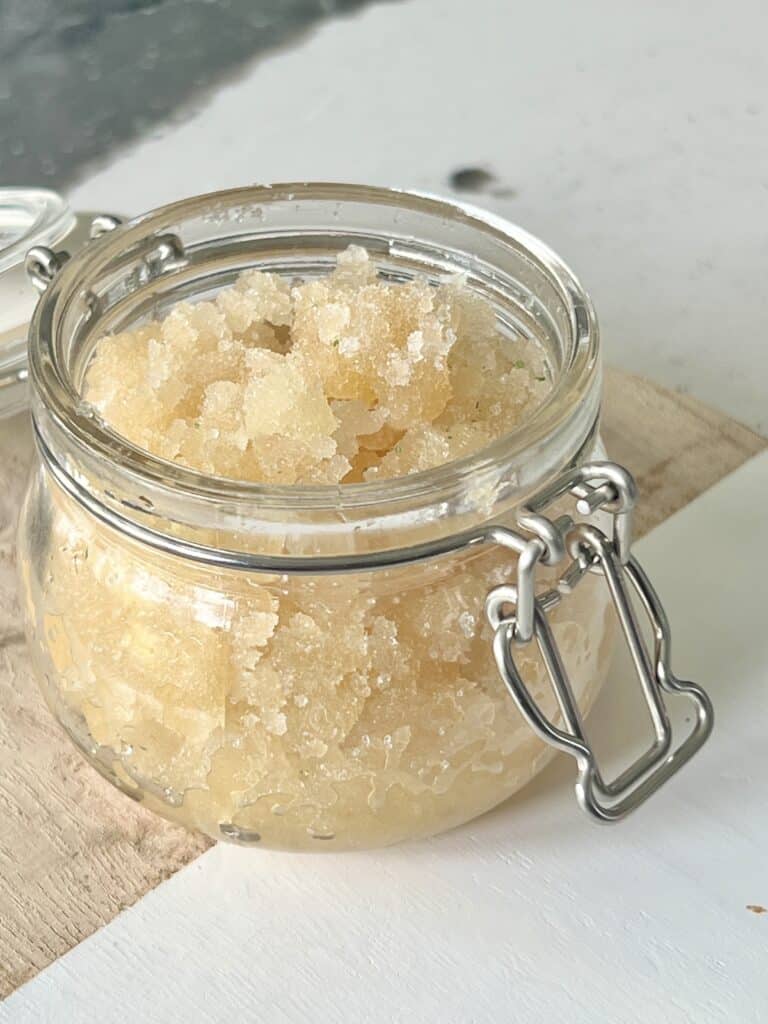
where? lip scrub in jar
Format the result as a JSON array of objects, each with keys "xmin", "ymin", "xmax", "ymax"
[{"xmin": 14, "ymin": 185, "xmax": 712, "ymax": 849}]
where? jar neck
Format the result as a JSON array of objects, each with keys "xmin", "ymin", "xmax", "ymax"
[{"xmin": 28, "ymin": 184, "xmax": 601, "ymax": 563}]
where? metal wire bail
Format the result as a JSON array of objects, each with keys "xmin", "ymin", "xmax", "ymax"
[{"xmin": 485, "ymin": 462, "xmax": 714, "ymax": 823}]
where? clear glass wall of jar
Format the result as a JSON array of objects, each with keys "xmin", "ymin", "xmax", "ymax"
[{"xmin": 17, "ymin": 185, "xmax": 616, "ymax": 850}]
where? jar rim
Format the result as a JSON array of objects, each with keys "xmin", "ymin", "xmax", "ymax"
[{"xmin": 29, "ymin": 183, "xmax": 600, "ymax": 530}]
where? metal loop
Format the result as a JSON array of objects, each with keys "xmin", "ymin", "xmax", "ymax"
[
  {"xmin": 576, "ymin": 462, "xmax": 638, "ymax": 514},
  {"xmin": 25, "ymin": 245, "xmax": 70, "ymax": 293},
  {"xmin": 89, "ymin": 213, "xmax": 124, "ymax": 239},
  {"xmin": 487, "ymin": 537, "xmax": 713, "ymax": 823},
  {"xmin": 520, "ymin": 461, "xmax": 636, "ymax": 565},
  {"xmin": 576, "ymin": 462, "xmax": 637, "ymax": 563},
  {"xmin": 491, "ymin": 462, "xmax": 640, "ymax": 645},
  {"xmin": 513, "ymin": 537, "xmax": 546, "ymax": 643},
  {"xmin": 485, "ymin": 584, "xmax": 519, "ymax": 633},
  {"xmin": 516, "ymin": 510, "xmax": 571, "ymax": 565}
]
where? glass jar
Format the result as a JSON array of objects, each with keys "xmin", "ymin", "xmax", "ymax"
[
  {"xmin": 0, "ymin": 187, "xmax": 88, "ymax": 416},
  {"xmin": 15, "ymin": 184, "xmax": 712, "ymax": 849}
]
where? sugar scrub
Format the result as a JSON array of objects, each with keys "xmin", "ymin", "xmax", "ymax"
[
  {"xmin": 84, "ymin": 245, "xmax": 550, "ymax": 484},
  {"xmin": 22, "ymin": 247, "xmax": 614, "ymax": 849}
]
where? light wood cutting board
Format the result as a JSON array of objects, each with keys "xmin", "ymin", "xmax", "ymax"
[{"xmin": 0, "ymin": 367, "xmax": 764, "ymax": 998}]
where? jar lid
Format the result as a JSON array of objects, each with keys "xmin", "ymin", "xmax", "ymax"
[{"xmin": 0, "ymin": 187, "xmax": 91, "ymax": 419}]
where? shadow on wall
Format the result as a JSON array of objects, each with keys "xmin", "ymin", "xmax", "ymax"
[{"xmin": 0, "ymin": 0, "xmax": 398, "ymax": 189}]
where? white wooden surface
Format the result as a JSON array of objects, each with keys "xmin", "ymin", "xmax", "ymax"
[
  {"xmin": 68, "ymin": 0, "xmax": 768, "ymax": 434},
  {"xmin": 5, "ymin": 452, "xmax": 767, "ymax": 1024}
]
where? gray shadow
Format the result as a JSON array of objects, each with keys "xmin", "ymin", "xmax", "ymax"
[{"xmin": 0, "ymin": 0, "xmax": 400, "ymax": 188}]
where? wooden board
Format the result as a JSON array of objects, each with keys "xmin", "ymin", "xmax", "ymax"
[{"xmin": 0, "ymin": 369, "xmax": 765, "ymax": 998}]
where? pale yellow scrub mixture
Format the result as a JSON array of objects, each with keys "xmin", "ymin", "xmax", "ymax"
[
  {"xmin": 30, "ymin": 247, "xmax": 612, "ymax": 848},
  {"xmin": 85, "ymin": 245, "xmax": 549, "ymax": 483}
]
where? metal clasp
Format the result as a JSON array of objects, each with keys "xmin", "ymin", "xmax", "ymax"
[
  {"xmin": 485, "ymin": 462, "xmax": 713, "ymax": 823},
  {"xmin": 25, "ymin": 245, "xmax": 71, "ymax": 293},
  {"xmin": 24, "ymin": 213, "xmax": 187, "ymax": 299},
  {"xmin": 24, "ymin": 213, "xmax": 124, "ymax": 293}
]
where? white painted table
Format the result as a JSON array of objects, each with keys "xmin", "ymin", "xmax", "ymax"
[{"xmin": 3, "ymin": 2, "xmax": 768, "ymax": 1018}]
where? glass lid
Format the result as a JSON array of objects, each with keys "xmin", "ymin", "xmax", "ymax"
[{"xmin": 0, "ymin": 187, "xmax": 87, "ymax": 419}]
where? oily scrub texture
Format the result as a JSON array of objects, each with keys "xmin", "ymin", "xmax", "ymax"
[
  {"xmin": 84, "ymin": 245, "xmax": 550, "ymax": 482},
  {"xmin": 22, "ymin": 248, "xmax": 614, "ymax": 849}
]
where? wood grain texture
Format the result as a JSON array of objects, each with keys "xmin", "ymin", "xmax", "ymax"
[
  {"xmin": 0, "ymin": 417, "xmax": 211, "ymax": 999},
  {"xmin": 603, "ymin": 369, "xmax": 766, "ymax": 535},
  {"xmin": 0, "ymin": 372, "xmax": 765, "ymax": 998}
]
